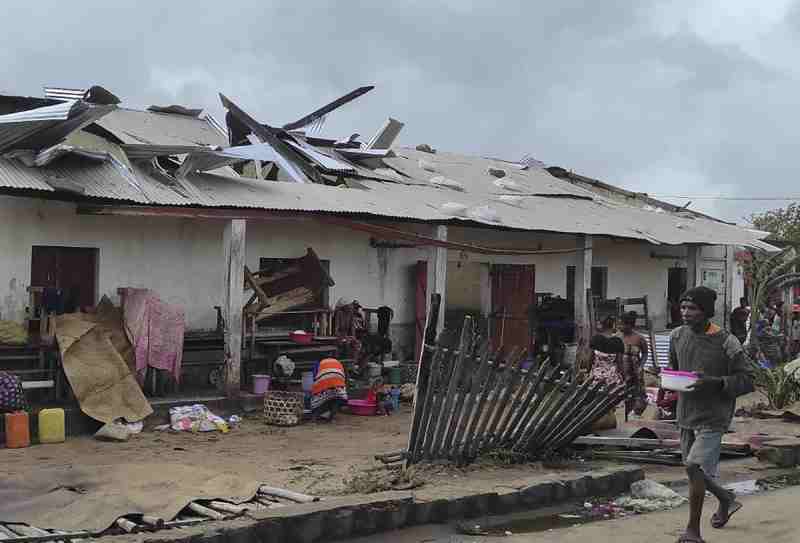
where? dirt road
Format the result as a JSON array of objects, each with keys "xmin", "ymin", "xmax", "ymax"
[{"xmin": 344, "ymin": 485, "xmax": 800, "ymax": 542}]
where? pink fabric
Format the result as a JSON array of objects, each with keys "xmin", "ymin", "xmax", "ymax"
[{"xmin": 121, "ymin": 288, "xmax": 185, "ymax": 384}]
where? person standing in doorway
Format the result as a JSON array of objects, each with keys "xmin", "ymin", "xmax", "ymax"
[
  {"xmin": 729, "ymin": 297, "xmax": 749, "ymax": 345},
  {"xmin": 671, "ymin": 286, "xmax": 754, "ymax": 543}
]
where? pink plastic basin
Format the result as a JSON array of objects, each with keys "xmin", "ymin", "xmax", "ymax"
[
  {"xmin": 347, "ymin": 400, "xmax": 377, "ymax": 416},
  {"xmin": 661, "ymin": 369, "xmax": 699, "ymax": 392}
]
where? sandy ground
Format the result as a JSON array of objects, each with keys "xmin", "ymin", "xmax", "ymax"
[
  {"xmin": 4, "ymin": 394, "xmax": 797, "ymax": 499},
  {"xmin": 1, "ymin": 406, "xmax": 414, "ymax": 498},
  {"xmin": 3, "ymin": 390, "xmax": 800, "ymax": 532}
]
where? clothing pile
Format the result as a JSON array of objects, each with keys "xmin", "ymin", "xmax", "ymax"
[{"xmin": 169, "ymin": 404, "xmax": 229, "ymax": 433}]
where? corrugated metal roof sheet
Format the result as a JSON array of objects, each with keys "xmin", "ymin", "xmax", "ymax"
[
  {"xmin": 95, "ymin": 108, "xmax": 228, "ymax": 147},
  {"xmin": 0, "ymin": 123, "xmax": 775, "ymax": 249},
  {"xmin": 0, "ymin": 157, "xmax": 55, "ymax": 191},
  {"xmin": 0, "ymin": 101, "xmax": 114, "ymax": 153}
]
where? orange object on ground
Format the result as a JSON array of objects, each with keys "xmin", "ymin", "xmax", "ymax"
[{"xmin": 5, "ymin": 411, "xmax": 30, "ymax": 448}]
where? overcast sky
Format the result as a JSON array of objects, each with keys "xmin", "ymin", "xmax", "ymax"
[{"xmin": 2, "ymin": 1, "xmax": 798, "ymax": 223}]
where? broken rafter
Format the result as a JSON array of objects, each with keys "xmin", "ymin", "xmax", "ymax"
[
  {"xmin": 282, "ymin": 86, "xmax": 374, "ymax": 131},
  {"xmin": 244, "ymin": 265, "xmax": 270, "ymax": 312},
  {"xmin": 218, "ymin": 94, "xmax": 322, "ymax": 184}
]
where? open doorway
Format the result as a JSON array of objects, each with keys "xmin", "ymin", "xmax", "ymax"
[{"xmin": 667, "ymin": 267, "xmax": 687, "ymax": 328}]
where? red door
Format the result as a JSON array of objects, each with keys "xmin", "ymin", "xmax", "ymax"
[
  {"xmin": 31, "ymin": 246, "xmax": 97, "ymax": 311},
  {"xmin": 490, "ymin": 265, "xmax": 535, "ymax": 353}
]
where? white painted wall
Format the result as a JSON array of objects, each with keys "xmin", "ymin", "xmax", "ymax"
[
  {"xmin": 0, "ymin": 196, "xmax": 427, "ymax": 357},
  {"xmin": 445, "ymin": 227, "xmax": 742, "ymax": 331},
  {"xmin": 0, "ymin": 196, "xmax": 744, "ymax": 362}
]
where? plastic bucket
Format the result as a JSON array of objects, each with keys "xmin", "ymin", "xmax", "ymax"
[
  {"xmin": 5, "ymin": 411, "xmax": 30, "ymax": 448},
  {"xmin": 252, "ymin": 374, "xmax": 271, "ymax": 395},
  {"xmin": 301, "ymin": 371, "xmax": 314, "ymax": 393}
]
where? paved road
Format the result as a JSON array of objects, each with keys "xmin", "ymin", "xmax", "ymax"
[{"xmin": 345, "ymin": 485, "xmax": 800, "ymax": 542}]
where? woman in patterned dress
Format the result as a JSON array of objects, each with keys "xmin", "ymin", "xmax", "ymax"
[{"xmin": 616, "ymin": 311, "xmax": 649, "ymax": 416}]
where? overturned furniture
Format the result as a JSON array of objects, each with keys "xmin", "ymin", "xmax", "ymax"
[
  {"xmin": 401, "ymin": 317, "xmax": 626, "ymax": 466},
  {"xmin": 243, "ymin": 248, "xmax": 337, "ymax": 380},
  {"xmin": 243, "ymin": 248, "xmax": 334, "ymax": 326}
]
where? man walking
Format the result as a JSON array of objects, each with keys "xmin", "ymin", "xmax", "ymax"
[{"xmin": 671, "ymin": 286, "xmax": 754, "ymax": 543}]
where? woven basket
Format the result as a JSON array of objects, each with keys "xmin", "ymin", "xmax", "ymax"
[
  {"xmin": 401, "ymin": 363, "xmax": 418, "ymax": 384},
  {"xmin": 263, "ymin": 391, "xmax": 304, "ymax": 426}
]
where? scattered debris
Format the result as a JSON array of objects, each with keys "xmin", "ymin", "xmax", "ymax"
[
  {"xmin": 614, "ymin": 480, "xmax": 686, "ymax": 513},
  {"xmin": 95, "ymin": 421, "xmax": 137, "ymax": 442},
  {"xmin": 169, "ymin": 404, "xmax": 230, "ymax": 433},
  {"xmin": 487, "ymin": 167, "xmax": 506, "ymax": 178}
]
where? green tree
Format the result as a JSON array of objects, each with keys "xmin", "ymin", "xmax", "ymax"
[{"xmin": 750, "ymin": 203, "xmax": 800, "ymax": 241}]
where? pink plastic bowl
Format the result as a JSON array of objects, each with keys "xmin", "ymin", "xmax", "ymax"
[
  {"xmin": 661, "ymin": 369, "xmax": 699, "ymax": 391},
  {"xmin": 347, "ymin": 400, "xmax": 377, "ymax": 416}
]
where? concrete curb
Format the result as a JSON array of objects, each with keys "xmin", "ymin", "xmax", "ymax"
[{"xmin": 109, "ymin": 466, "xmax": 644, "ymax": 543}]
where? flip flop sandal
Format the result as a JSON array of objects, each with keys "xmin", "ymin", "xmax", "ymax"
[
  {"xmin": 677, "ymin": 534, "xmax": 705, "ymax": 543},
  {"xmin": 711, "ymin": 501, "xmax": 743, "ymax": 529}
]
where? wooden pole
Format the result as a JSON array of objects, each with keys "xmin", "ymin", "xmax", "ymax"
[
  {"xmin": 258, "ymin": 486, "xmax": 318, "ymax": 503},
  {"xmin": 223, "ymin": 219, "xmax": 246, "ymax": 398},
  {"xmin": 188, "ymin": 502, "xmax": 226, "ymax": 520},
  {"xmin": 575, "ymin": 235, "xmax": 593, "ymax": 365},
  {"xmin": 427, "ymin": 225, "xmax": 448, "ymax": 335}
]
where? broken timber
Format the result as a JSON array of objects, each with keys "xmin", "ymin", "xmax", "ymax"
[{"xmin": 403, "ymin": 316, "xmax": 627, "ymax": 465}]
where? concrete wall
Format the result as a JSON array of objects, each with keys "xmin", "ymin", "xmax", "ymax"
[
  {"xmin": 0, "ymin": 196, "xmax": 427, "ymax": 357},
  {"xmin": 0, "ymin": 195, "xmax": 744, "ymax": 362}
]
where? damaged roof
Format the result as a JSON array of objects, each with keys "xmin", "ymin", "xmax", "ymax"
[
  {"xmin": 0, "ymin": 89, "xmax": 775, "ymax": 249},
  {"xmin": 93, "ymin": 108, "xmax": 227, "ymax": 147}
]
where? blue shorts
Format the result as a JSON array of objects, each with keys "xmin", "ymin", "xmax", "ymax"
[{"xmin": 681, "ymin": 428, "xmax": 723, "ymax": 479}]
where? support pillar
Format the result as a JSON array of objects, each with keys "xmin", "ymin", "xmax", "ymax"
[
  {"xmin": 480, "ymin": 263, "xmax": 492, "ymax": 320},
  {"xmin": 427, "ymin": 225, "xmax": 448, "ymax": 335},
  {"xmin": 575, "ymin": 235, "xmax": 593, "ymax": 364},
  {"xmin": 222, "ymin": 219, "xmax": 246, "ymax": 398},
  {"xmin": 687, "ymin": 244, "xmax": 699, "ymax": 289}
]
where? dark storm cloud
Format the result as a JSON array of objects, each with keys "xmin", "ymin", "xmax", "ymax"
[{"xmin": 1, "ymin": 1, "xmax": 797, "ymax": 222}]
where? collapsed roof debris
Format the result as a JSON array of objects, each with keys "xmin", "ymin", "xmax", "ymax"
[{"xmin": 0, "ymin": 84, "xmax": 777, "ymax": 249}]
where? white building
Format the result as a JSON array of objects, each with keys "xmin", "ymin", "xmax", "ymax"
[{"xmin": 0, "ymin": 91, "xmax": 773, "ymax": 392}]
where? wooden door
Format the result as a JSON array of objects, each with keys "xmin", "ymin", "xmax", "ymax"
[
  {"xmin": 490, "ymin": 265, "xmax": 535, "ymax": 353},
  {"xmin": 31, "ymin": 246, "xmax": 97, "ymax": 312}
]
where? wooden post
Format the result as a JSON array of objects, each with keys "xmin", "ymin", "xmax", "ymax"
[
  {"xmin": 480, "ymin": 263, "xmax": 492, "ymax": 319},
  {"xmin": 574, "ymin": 234, "xmax": 593, "ymax": 354},
  {"xmin": 223, "ymin": 219, "xmax": 246, "ymax": 398},
  {"xmin": 687, "ymin": 244, "xmax": 699, "ymax": 289},
  {"xmin": 427, "ymin": 225, "xmax": 448, "ymax": 335}
]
